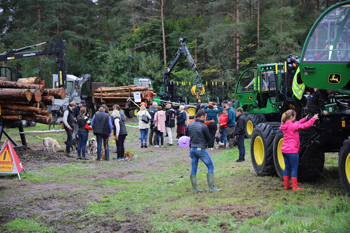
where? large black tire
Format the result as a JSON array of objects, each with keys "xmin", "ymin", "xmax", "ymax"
[
  {"xmin": 250, "ymin": 122, "xmax": 280, "ymax": 176},
  {"xmin": 272, "ymin": 130, "xmax": 285, "ymax": 180},
  {"xmin": 124, "ymin": 109, "xmax": 132, "ymax": 118},
  {"xmin": 339, "ymin": 140, "xmax": 350, "ymax": 195},
  {"xmin": 246, "ymin": 114, "xmax": 266, "ymax": 138},
  {"xmin": 298, "ymin": 128, "xmax": 325, "ymax": 181}
]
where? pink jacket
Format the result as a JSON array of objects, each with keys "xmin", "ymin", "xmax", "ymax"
[
  {"xmin": 154, "ymin": 110, "xmax": 166, "ymax": 133},
  {"xmin": 280, "ymin": 117, "xmax": 316, "ymax": 153}
]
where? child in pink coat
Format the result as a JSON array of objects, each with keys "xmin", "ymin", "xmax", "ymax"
[
  {"xmin": 154, "ymin": 106, "xmax": 167, "ymax": 147},
  {"xmin": 280, "ymin": 110, "xmax": 318, "ymax": 191}
]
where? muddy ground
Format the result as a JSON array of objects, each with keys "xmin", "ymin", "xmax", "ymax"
[{"xmin": 0, "ymin": 119, "xmax": 344, "ymax": 232}]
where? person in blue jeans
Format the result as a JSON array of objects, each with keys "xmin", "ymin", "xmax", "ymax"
[
  {"xmin": 76, "ymin": 107, "xmax": 91, "ymax": 160},
  {"xmin": 188, "ymin": 109, "xmax": 222, "ymax": 193},
  {"xmin": 204, "ymin": 103, "xmax": 223, "ymax": 150},
  {"xmin": 91, "ymin": 105, "xmax": 113, "ymax": 161},
  {"xmin": 233, "ymin": 108, "xmax": 247, "ymax": 162}
]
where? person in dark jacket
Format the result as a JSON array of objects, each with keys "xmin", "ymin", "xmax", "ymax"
[
  {"xmin": 165, "ymin": 103, "xmax": 176, "ymax": 145},
  {"xmin": 76, "ymin": 107, "xmax": 91, "ymax": 160},
  {"xmin": 188, "ymin": 109, "xmax": 222, "ymax": 193},
  {"xmin": 91, "ymin": 105, "xmax": 113, "ymax": 161},
  {"xmin": 63, "ymin": 102, "xmax": 76, "ymax": 157},
  {"xmin": 112, "ymin": 110, "xmax": 128, "ymax": 161},
  {"xmin": 73, "ymin": 100, "xmax": 86, "ymax": 137},
  {"xmin": 176, "ymin": 105, "xmax": 186, "ymax": 138},
  {"xmin": 226, "ymin": 101, "xmax": 236, "ymax": 149},
  {"xmin": 195, "ymin": 99, "xmax": 202, "ymax": 114},
  {"xmin": 204, "ymin": 103, "xmax": 223, "ymax": 150},
  {"xmin": 233, "ymin": 107, "xmax": 247, "ymax": 162},
  {"xmin": 307, "ymin": 88, "xmax": 329, "ymax": 116},
  {"xmin": 148, "ymin": 102, "xmax": 158, "ymax": 145}
]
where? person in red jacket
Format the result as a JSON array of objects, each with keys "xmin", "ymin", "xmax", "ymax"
[
  {"xmin": 218, "ymin": 108, "xmax": 228, "ymax": 148},
  {"xmin": 280, "ymin": 110, "xmax": 318, "ymax": 191}
]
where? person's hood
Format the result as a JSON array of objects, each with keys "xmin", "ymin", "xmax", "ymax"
[
  {"xmin": 157, "ymin": 110, "xmax": 166, "ymax": 117},
  {"xmin": 280, "ymin": 120, "xmax": 293, "ymax": 130}
]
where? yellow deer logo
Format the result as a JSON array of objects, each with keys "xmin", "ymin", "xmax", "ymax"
[
  {"xmin": 328, "ymin": 73, "xmax": 341, "ymax": 84},
  {"xmin": 248, "ymin": 96, "xmax": 253, "ymax": 101}
]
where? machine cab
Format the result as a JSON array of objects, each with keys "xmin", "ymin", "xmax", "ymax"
[{"xmin": 300, "ymin": 1, "xmax": 350, "ymax": 90}]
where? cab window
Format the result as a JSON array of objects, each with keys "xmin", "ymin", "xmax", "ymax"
[{"xmin": 236, "ymin": 69, "xmax": 256, "ymax": 93}]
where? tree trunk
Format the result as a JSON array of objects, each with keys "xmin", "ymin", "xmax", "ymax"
[
  {"xmin": 30, "ymin": 89, "xmax": 42, "ymax": 102},
  {"xmin": 104, "ymin": 0, "xmax": 108, "ymax": 44},
  {"xmin": 202, "ymin": 0, "xmax": 205, "ymax": 65},
  {"xmin": 279, "ymin": 0, "xmax": 283, "ymax": 61},
  {"xmin": 17, "ymin": 77, "xmax": 41, "ymax": 84},
  {"xmin": 194, "ymin": 0, "xmax": 198, "ymax": 62},
  {"xmin": 42, "ymin": 96, "xmax": 55, "ymax": 105},
  {"xmin": 2, "ymin": 115, "xmax": 22, "ymax": 121},
  {"xmin": 0, "ymin": 89, "xmax": 33, "ymax": 101},
  {"xmin": 161, "ymin": 0, "xmax": 167, "ymax": 66},
  {"xmin": 1, "ymin": 105, "xmax": 42, "ymax": 114},
  {"xmin": 257, "ymin": 0, "xmax": 260, "ymax": 49},
  {"xmin": 236, "ymin": 0, "xmax": 240, "ymax": 76},
  {"xmin": 43, "ymin": 88, "xmax": 66, "ymax": 99},
  {"xmin": 56, "ymin": 1, "xmax": 60, "ymax": 35}
]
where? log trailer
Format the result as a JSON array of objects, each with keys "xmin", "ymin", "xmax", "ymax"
[{"xmin": 236, "ymin": 1, "xmax": 350, "ymax": 194}]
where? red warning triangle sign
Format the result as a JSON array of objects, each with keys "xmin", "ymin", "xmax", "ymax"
[{"xmin": 0, "ymin": 140, "xmax": 24, "ymax": 179}]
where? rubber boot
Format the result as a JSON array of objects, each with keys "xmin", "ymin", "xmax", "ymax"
[
  {"xmin": 207, "ymin": 173, "xmax": 222, "ymax": 192},
  {"xmin": 141, "ymin": 143, "xmax": 144, "ymax": 148},
  {"xmin": 190, "ymin": 175, "xmax": 202, "ymax": 193},
  {"xmin": 283, "ymin": 176, "xmax": 292, "ymax": 190},
  {"xmin": 144, "ymin": 143, "xmax": 148, "ymax": 148},
  {"xmin": 291, "ymin": 177, "xmax": 304, "ymax": 191}
]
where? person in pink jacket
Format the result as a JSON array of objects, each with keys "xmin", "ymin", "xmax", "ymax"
[
  {"xmin": 154, "ymin": 106, "xmax": 167, "ymax": 147},
  {"xmin": 280, "ymin": 110, "xmax": 318, "ymax": 191}
]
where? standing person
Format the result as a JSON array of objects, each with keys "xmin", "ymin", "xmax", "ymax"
[
  {"xmin": 137, "ymin": 104, "xmax": 151, "ymax": 148},
  {"xmin": 280, "ymin": 110, "xmax": 318, "ymax": 191},
  {"xmin": 204, "ymin": 103, "xmax": 223, "ymax": 150},
  {"xmin": 148, "ymin": 102, "xmax": 158, "ymax": 146},
  {"xmin": 63, "ymin": 102, "xmax": 76, "ymax": 157},
  {"xmin": 76, "ymin": 107, "xmax": 90, "ymax": 160},
  {"xmin": 218, "ymin": 108, "xmax": 228, "ymax": 148},
  {"xmin": 112, "ymin": 111, "xmax": 128, "ymax": 161},
  {"xmin": 233, "ymin": 108, "xmax": 247, "ymax": 162},
  {"xmin": 153, "ymin": 106, "xmax": 166, "ymax": 147},
  {"xmin": 165, "ymin": 103, "xmax": 176, "ymax": 146},
  {"xmin": 73, "ymin": 100, "xmax": 86, "ymax": 137},
  {"xmin": 188, "ymin": 109, "xmax": 222, "ymax": 192},
  {"xmin": 307, "ymin": 88, "xmax": 329, "ymax": 116},
  {"xmin": 176, "ymin": 105, "xmax": 186, "ymax": 138},
  {"xmin": 112, "ymin": 104, "xmax": 124, "ymax": 153},
  {"xmin": 91, "ymin": 105, "xmax": 113, "ymax": 161},
  {"xmin": 184, "ymin": 106, "xmax": 190, "ymax": 136},
  {"xmin": 226, "ymin": 101, "xmax": 236, "ymax": 149},
  {"xmin": 195, "ymin": 99, "xmax": 202, "ymax": 114}
]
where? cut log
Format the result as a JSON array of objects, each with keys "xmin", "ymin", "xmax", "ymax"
[
  {"xmin": 2, "ymin": 115, "xmax": 22, "ymax": 120},
  {"xmin": 30, "ymin": 89, "xmax": 42, "ymax": 102},
  {"xmin": 94, "ymin": 86, "xmax": 152, "ymax": 92},
  {"xmin": 43, "ymin": 87, "xmax": 66, "ymax": 99},
  {"xmin": 17, "ymin": 77, "xmax": 41, "ymax": 84},
  {"xmin": 1, "ymin": 109, "xmax": 30, "ymax": 115},
  {"xmin": 0, "ymin": 104, "xmax": 41, "ymax": 114},
  {"xmin": 22, "ymin": 114, "xmax": 51, "ymax": 124},
  {"xmin": 0, "ymin": 77, "xmax": 9, "ymax": 81},
  {"xmin": 0, "ymin": 100, "xmax": 30, "ymax": 105},
  {"xmin": 0, "ymin": 88, "xmax": 32, "ymax": 101},
  {"xmin": 41, "ymin": 96, "xmax": 55, "ymax": 105},
  {"xmin": 0, "ymin": 80, "xmax": 44, "ymax": 91}
]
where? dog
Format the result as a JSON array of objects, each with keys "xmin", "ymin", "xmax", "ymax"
[
  {"xmin": 37, "ymin": 136, "xmax": 63, "ymax": 152},
  {"xmin": 71, "ymin": 136, "xmax": 79, "ymax": 153},
  {"xmin": 86, "ymin": 138, "xmax": 97, "ymax": 155},
  {"xmin": 124, "ymin": 151, "xmax": 134, "ymax": 160},
  {"xmin": 215, "ymin": 130, "xmax": 221, "ymax": 149}
]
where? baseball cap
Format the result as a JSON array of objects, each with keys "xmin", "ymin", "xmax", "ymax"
[
  {"xmin": 80, "ymin": 100, "xmax": 86, "ymax": 106},
  {"xmin": 222, "ymin": 100, "xmax": 228, "ymax": 104}
]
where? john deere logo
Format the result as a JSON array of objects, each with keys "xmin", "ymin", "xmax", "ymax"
[
  {"xmin": 248, "ymin": 96, "xmax": 253, "ymax": 101},
  {"xmin": 328, "ymin": 73, "xmax": 341, "ymax": 84}
]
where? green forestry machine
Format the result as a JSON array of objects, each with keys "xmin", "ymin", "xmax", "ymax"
[{"xmin": 235, "ymin": 1, "xmax": 350, "ymax": 194}]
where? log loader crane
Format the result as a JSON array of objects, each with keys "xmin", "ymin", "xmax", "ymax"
[
  {"xmin": 160, "ymin": 37, "xmax": 205, "ymax": 117},
  {"xmin": 240, "ymin": 1, "xmax": 350, "ymax": 195}
]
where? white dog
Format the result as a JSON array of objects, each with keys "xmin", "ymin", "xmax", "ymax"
[
  {"xmin": 37, "ymin": 136, "xmax": 63, "ymax": 152},
  {"xmin": 86, "ymin": 138, "xmax": 97, "ymax": 155}
]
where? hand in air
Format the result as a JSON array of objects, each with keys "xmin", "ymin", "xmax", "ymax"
[{"xmin": 313, "ymin": 114, "xmax": 319, "ymax": 120}]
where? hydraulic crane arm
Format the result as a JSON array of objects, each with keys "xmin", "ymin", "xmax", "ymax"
[
  {"xmin": 162, "ymin": 37, "xmax": 203, "ymax": 102},
  {"xmin": 0, "ymin": 40, "xmax": 67, "ymax": 88}
]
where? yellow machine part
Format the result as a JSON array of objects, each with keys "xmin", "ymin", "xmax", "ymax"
[{"xmin": 191, "ymin": 85, "xmax": 205, "ymax": 96}]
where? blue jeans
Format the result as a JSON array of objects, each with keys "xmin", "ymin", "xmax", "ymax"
[
  {"xmin": 282, "ymin": 153, "xmax": 299, "ymax": 177},
  {"xmin": 140, "ymin": 128, "xmax": 149, "ymax": 143},
  {"xmin": 77, "ymin": 131, "xmax": 89, "ymax": 157},
  {"xmin": 65, "ymin": 129, "xmax": 73, "ymax": 153},
  {"xmin": 190, "ymin": 148, "xmax": 215, "ymax": 175},
  {"xmin": 96, "ymin": 134, "xmax": 109, "ymax": 160},
  {"xmin": 219, "ymin": 128, "xmax": 227, "ymax": 145},
  {"xmin": 236, "ymin": 134, "xmax": 245, "ymax": 160},
  {"xmin": 156, "ymin": 131, "xmax": 164, "ymax": 146}
]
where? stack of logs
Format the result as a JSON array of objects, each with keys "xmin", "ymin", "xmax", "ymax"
[
  {"xmin": 93, "ymin": 85, "xmax": 156, "ymax": 108},
  {"xmin": 0, "ymin": 77, "xmax": 65, "ymax": 124}
]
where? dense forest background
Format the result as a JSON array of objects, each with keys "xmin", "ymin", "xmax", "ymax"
[{"xmin": 0, "ymin": 0, "xmax": 344, "ymax": 95}]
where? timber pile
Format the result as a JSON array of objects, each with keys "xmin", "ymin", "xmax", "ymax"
[
  {"xmin": 0, "ymin": 78, "xmax": 66, "ymax": 124},
  {"xmin": 93, "ymin": 85, "xmax": 156, "ymax": 108}
]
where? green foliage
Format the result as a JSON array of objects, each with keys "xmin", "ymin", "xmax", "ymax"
[{"xmin": 3, "ymin": 218, "xmax": 53, "ymax": 233}]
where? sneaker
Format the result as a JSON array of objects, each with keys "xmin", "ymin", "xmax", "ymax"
[
  {"xmin": 219, "ymin": 142, "xmax": 224, "ymax": 146},
  {"xmin": 112, "ymin": 157, "xmax": 118, "ymax": 160},
  {"xmin": 105, "ymin": 158, "xmax": 110, "ymax": 161},
  {"xmin": 120, "ymin": 158, "xmax": 124, "ymax": 161},
  {"xmin": 154, "ymin": 145, "xmax": 159, "ymax": 148},
  {"xmin": 66, "ymin": 153, "xmax": 74, "ymax": 158},
  {"xmin": 168, "ymin": 144, "xmax": 173, "ymax": 146},
  {"xmin": 235, "ymin": 159, "xmax": 244, "ymax": 163},
  {"xmin": 160, "ymin": 145, "xmax": 163, "ymax": 148}
]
